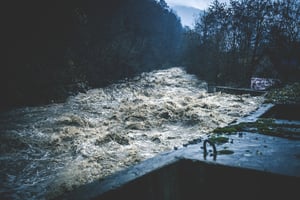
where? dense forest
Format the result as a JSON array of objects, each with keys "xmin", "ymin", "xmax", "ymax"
[
  {"xmin": 1, "ymin": 0, "xmax": 300, "ymax": 110},
  {"xmin": 183, "ymin": 0, "xmax": 300, "ymax": 86},
  {"xmin": 2, "ymin": 0, "xmax": 182, "ymax": 110}
]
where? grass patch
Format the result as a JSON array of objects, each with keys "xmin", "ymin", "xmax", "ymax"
[{"xmin": 209, "ymin": 135, "xmax": 229, "ymax": 145}]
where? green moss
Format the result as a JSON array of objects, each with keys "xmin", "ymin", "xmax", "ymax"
[
  {"xmin": 213, "ymin": 119, "xmax": 276, "ymax": 134},
  {"xmin": 217, "ymin": 118, "xmax": 299, "ymax": 139},
  {"xmin": 256, "ymin": 118, "xmax": 275, "ymax": 125},
  {"xmin": 252, "ymin": 119, "xmax": 274, "ymax": 134},
  {"xmin": 265, "ymin": 82, "xmax": 300, "ymax": 104},
  {"xmin": 213, "ymin": 126, "xmax": 239, "ymax": 134},
  {"xmin": 209, "ymin": 136, "xmax": 229, "ymax": 145},
  {"xmin": 213, "ymin": 113, "xmax": 299, "ymax": 139},
  {"xmin": 218, "ymin": 150, "xmax": 234, "ymax": 155}
]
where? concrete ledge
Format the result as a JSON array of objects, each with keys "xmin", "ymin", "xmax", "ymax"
[{"xmin": 215, "ymin": 86, "xmax": 266, "ymax": 96}]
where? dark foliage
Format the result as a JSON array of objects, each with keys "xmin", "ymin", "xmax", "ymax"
[
  {"xmin": 1, "ymin": 0, "xmax": 182, "ymax": 110},
  {"xmin": 3, "ymin": 0, "xmax": 299, "ymax": 111},
  {"xmin": 182, "ymin": 0, "xmax": 300, "ymax": 87}
]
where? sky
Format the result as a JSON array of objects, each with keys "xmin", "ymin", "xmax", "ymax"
[
  {"xmin": 165, "ymin": 0, "xmax": 229, "ymax": 27},
  {"xmin": 165, "ymin": 0, "xmax": 229, "ymax": 10}
]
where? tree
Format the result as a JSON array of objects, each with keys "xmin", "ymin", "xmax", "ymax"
[
  {"xmin": 183, "ymin": 0, "xmax": 300, "ymax": 86},
  {"xmin": 1, "ymin": 0, "xmax": 183, "ymax": 110}
]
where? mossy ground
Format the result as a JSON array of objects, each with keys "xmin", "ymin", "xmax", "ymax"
[
  {"xmin": 218, "ymin": 149, "xmax": 234, "ymax": 155},
  {"xmin": 265, "ymin": 82, "xmax": 300, "ymax": 104},
  {"xmin": 208, "ymin": 135, "xmax": 229, "ymax": 145},
  {"xmin": 213, "ymin": 118, "xmax": 300, "ymax": 139}
]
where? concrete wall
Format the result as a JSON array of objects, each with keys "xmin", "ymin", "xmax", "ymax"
[{"xmin": 95, "ymin": 159, "xmax": 299, "ymax": 200}]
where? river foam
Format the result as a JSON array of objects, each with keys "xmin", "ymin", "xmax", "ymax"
[{"xmin": 0, "ymin": 67, "xmax": 264, "ymax": 199}]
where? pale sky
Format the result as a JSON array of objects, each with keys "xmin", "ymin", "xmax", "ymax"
[
  {"xmin": 165, "ymin": 0, "xmax": 230, "ymax": 27},
  {"xmin": 165, "ymin": 0, "xmax": 229, "ymax": 10}
]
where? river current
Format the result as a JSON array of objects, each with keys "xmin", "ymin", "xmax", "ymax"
[{"xmin": 0, "ymin": 67, "xmax": 264, "ymax": 199}]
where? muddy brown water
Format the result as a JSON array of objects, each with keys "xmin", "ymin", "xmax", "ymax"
[{"xmin": 0, "ymin": 68, "xmax": 264, "ymax": 199}]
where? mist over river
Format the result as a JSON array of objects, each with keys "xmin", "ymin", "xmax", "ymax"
[{"xmin": 0, "ymin": 67, "xmax": 264, "ymax": 199}]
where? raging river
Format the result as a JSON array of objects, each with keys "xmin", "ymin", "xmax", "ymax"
[{"xmin": 0, "ymin": 68, "xmax": 264, "ymax": 199}]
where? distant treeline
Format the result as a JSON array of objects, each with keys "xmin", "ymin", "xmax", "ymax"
[
  {"xmin": 2, "ymin": 0, "xmax": 182, "ymax": 110},
  {"xmin": 182, "ymin": 0, "xmax": 300, "ymax": 86}
]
